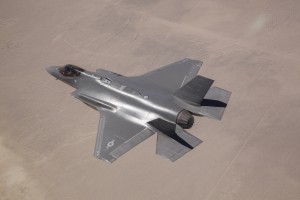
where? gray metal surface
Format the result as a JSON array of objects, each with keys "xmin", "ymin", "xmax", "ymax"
[
  {"xmin": 198, "ymin": 87, "xmax": 231, "ymax": 120},
  {"xmin": 94, "ymin": 110, "xmax": 152, "ymax": 162},
  {"xmin": 46, "ymin": 58, "xmax": 231, "ymax": 162},
  {"xmin": 126, "ymin": 58, "xmax": 202, "ymax": 92},
  {"xmin": 174, "ymin": 75, "xmax": 214, "ymax": 106}
]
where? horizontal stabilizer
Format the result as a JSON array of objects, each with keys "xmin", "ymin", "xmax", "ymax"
[
  {"xmin": 156, "ymin": 127, "xmax": 202, "ymax": 162},
  {"xmin": 148, "ymin": 118, "xmax": 202, "ymax": 161},
  {"xmin": 174, "ymin": 75, "xmax": 214, "ymax": 106},
  {"xmin": 198, "ymin": 87, "xmax": 231, "ymax": 120}
]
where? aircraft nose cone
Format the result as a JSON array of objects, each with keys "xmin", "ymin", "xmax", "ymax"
[{"xmin": 46, "ymin": 66, "xmax": 58, "ymax": 77}]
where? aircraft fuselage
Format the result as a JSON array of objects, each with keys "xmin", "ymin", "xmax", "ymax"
[{"xmin": 47, "ymin": 65, "xmax": 184, "ymax": 129}]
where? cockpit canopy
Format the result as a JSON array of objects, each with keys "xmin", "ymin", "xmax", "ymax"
[{"xmin": 59, "ymin": 64, "xmax": 85, "ymax": 77}]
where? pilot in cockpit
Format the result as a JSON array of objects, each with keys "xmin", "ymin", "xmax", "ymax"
[{"xmin": 59, "ymin": 64, "xmax": 85, "ymax": 77}]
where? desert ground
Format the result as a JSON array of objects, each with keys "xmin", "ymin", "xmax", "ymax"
[{"xmin": 1, "ymin": 0, "xmax": 300, "ymax": 199}]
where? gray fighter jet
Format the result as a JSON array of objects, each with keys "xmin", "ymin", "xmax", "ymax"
[{"xmin": 47, "ymin": 58, "xmax": 231, "ymax": 162}]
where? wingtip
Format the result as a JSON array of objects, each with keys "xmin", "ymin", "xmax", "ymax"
[
  {"xmin": 182, "ymin": 58, "xmax": 203, "ymax": 66},
  {"xmin": 94, "ymin": 154, "xmax": 117, "ymax": 163}
]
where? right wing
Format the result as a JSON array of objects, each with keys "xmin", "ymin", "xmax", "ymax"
[
  {"xmin": 130, "ymin": 58, "xmax": 202, "ymax": 92},
  {"xmin": 94, "ymin": 111, "xmax": 154, "ymax": 162}
]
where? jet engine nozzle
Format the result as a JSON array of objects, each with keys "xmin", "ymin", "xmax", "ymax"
[{"xmin": 176, "ymin": 110, "xmax": 194, "ymax": 129}]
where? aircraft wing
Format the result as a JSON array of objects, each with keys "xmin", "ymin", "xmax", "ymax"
[
  {"xmin": 94, "ymin": 111, "xmax": 154, "ymax": 162},
  {"xmin": 131, "ymin": 58, "xmax": 202, "ymax": 92}
]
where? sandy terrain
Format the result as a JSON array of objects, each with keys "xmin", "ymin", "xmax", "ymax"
[{"xmin": 1, "ymin": 0, "xmax": 300, "ymax": 199}]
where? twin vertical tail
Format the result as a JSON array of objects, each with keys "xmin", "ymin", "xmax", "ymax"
[
  {"xmin": 148, "ymin": 75, "xmax": 230, "ymax": 161},
  {"xmin": 174, "ymin": 75, "xmax": 231, "ymax": 120},
  {"xmin": 196, "ymin": 86, "xmax": 231, "ymax": 120}
]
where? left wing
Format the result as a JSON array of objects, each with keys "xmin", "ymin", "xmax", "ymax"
[{"xmin": 94, "ymin": 111, "xmax": 154, "ymax": 162}]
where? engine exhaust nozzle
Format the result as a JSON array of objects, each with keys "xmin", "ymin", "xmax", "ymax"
[{"xmin": 176, "ymin": 110, "xmax": 194, "ymax": 129}]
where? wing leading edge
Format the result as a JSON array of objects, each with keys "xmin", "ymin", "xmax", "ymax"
[{"xmin": 130, "ymin": 58, "xmax": 202, "ymax": 92}]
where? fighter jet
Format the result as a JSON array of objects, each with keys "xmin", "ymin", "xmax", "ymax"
[{"xmin": 47, "ymin": 58, "xmax": 231, "ymax": 162}]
